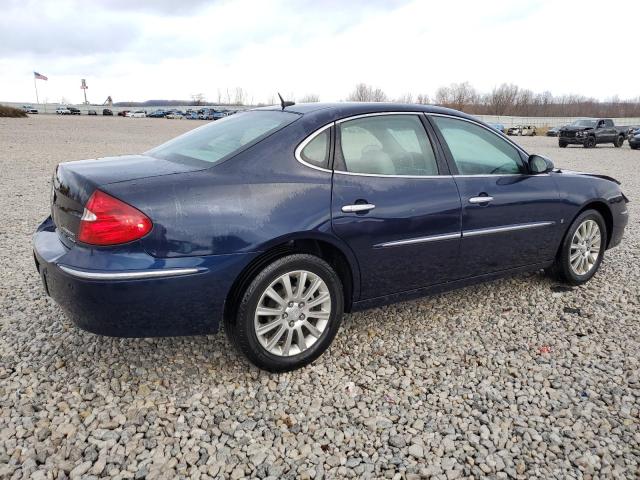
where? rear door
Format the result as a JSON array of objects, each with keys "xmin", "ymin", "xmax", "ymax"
[
  {"xmin": 429, "ymin": 114, "xmax": 561, "ymax": 277},
  {"xmin": 603, "ymin": 119, "xmax": 616, "ymax": 142},
  {"xmin": 329, "ymin": 113, "xmax": 462, "ymax": 300}
]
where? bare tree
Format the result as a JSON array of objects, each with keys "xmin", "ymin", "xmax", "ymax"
[
  {"xmin": 299, "ymin": 94, "xmax": 320, "ymax": 103},
  {"xmin": 415, "ymin": 94, "xmax": 430, "ymax": 104},
  {"xmin": 485, "ymin": 83, "xmax": 519, "ymax": 115},
  {"xmin": 233, "ymin": 87, "xmax": 247, "ymax": 105},
  {"xmin": 435, "ymin": 82, "xmax": 478, "ymax": 111},
  {"xmin": 346, "ymin": 83, "xmax": 388, "ymax": 102},
  {"xmin": 395, "ymin": 93, "xmax": 414, "ymax": 104},
  {"xmin": 190, "ymin": 93, "xmax": 206, "ymax": 106},
  {"xmin": 371, "ymin": 88, "xmax": 388, "ymax": 102}
]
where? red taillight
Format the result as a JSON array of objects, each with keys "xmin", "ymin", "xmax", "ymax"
[{"xmin": 78, "ymin": 190, "xmax": 152, "ymax": 245}]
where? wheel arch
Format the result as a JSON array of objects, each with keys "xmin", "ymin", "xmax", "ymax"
[
  {"xmin": 573, "ymin": 200, "xmax": 614, "ymax": 247},
  {"xmin": 223, "ymin": 234, "xmax": 359, "ymax": 326}
]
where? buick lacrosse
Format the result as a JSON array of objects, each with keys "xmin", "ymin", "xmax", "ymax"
[{"xmin": 33, "ymin": 103, "xmax": 629, "ymax": 371}]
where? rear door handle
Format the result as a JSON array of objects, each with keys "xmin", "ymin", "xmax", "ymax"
[
  {"xmin": 342, "ymin": 203, "xmax": 376, "ymax": 213},
  {"xmin": 468, "ymin": 196, "xmax": 494, "ymax": 204}
]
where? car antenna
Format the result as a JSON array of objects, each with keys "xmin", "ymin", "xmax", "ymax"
[{"xmin": 277, "ymin": 92, "xmax": 295, "ymax": 110}]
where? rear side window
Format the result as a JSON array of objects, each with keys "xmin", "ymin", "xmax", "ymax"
[
  {"xmin": 337, "ymin": 115, "xmax": 438, "ymax": 176},
  {"xmin": 604, "ymin": 119, "xmax": 614, "ymax": 127},
  {"xmin": 431, "ymin": 116, "xmax": 524, "ymax": 175},
  {"xmin": 147, "ymin": 111, "xmax": 299, "ymax": 165},
  {"xmin": 300, "ymin": 129, "xmax": 330, "ymax": 168}
]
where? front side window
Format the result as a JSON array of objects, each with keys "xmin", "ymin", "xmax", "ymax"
[
  {"xmin": 431, "ymin": 116, "xmax": 524, "ymax": 175},
  {"xmin": 300, "ymin": 129, "xmax": 330, "ymax": 168},
  {"xmin": 147, "ymin": 111, "xmax": 299, "ymax": 165},
  {"xmin": 337, "ymin": 115, "xmax": 438, "ymax": 176}
]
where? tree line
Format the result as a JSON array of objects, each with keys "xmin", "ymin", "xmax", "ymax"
[
  {"xmin": 345, "ymin": 82, "xmax": 640, "ymax": 118},
  {"xmin": 113, "ymin": 82, "xmax": 640, "ymax": 117}
]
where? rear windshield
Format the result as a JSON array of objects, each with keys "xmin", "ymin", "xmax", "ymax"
[{"xmin": 147, "ymin": 111, "xmax": 299, "ymax": 165}]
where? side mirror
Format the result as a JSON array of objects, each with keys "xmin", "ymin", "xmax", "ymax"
[{"xmin": 528, "ymin": 154, "xmax": 554, "ymax": 174}]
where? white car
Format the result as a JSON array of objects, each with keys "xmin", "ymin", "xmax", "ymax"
[
  {"xmin": 56, "ymin": 106, "xmax": 71, "ymax": 115},
  {"xmin": 126, "ymin": 111, "xmax": 147, "ymax": 118},
  {"xmin": 22, "ymin": 105, "xmax": 38, "ymax": 114}
]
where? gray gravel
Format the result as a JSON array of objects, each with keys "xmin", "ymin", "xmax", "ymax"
[{"xmin": 1, "ymin": 116, "xmax": 639, "ymax": 479}]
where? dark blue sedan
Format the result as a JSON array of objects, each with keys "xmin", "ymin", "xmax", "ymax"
[{"xmin": 33, "ymin": 103, "xmax": 629, "ymax": 371}]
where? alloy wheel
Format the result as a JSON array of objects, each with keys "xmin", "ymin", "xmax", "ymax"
[
  {"xmin": 254, "ymin": 270, "xmax": 332, "ymax": 357},
  {"xmin": 569, "ymin": 219, "xmax": 601, "ymax": 276}
]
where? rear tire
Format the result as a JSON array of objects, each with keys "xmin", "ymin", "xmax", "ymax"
[
  {"xmin": 613, "ymin": 135, "xmax": 624, "ymax": 148},
  {"xmin": 227, "ymin": 254, "xmax": 344, "ymax": 372},
  {"xmin": 549, "ymin": 210, "xmax": 606, "ymax": 286}
]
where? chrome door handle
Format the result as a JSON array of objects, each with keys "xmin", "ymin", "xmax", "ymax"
[
  {"xmin": 468, "ymin": 196, "xmax": 494, "ymax": 204},
  {"xmin": 342, "ymin": 203, "xmax": 376, "ymax": 213}
]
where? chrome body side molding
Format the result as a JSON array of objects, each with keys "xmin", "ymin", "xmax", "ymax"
[
  {"xmin": 57, "ymin": 265, "xmax": 204, "ymax": 280},
  {"xmin": 374, "ymin": 221, "xmax": 556, "ymax": 248}
]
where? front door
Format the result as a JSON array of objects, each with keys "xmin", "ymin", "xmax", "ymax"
[
  {"xmin": 330, "ymin": 114, "xmax": 462, "ymax": 300},
  {"xmin": 429, "ymin": 115, "xmax": 561, "ymax": 277}
]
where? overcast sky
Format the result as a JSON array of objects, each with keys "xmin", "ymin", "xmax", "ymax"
[{"xmin": 1, "ymin": 0, "xmax": 638, "ymax": 105}]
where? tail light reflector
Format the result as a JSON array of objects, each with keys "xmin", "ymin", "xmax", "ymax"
[{"xmin": 78, "ymin": 190, "xmax": 152, "ymax": 245}]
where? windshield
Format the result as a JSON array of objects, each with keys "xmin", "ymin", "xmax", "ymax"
[
  {"xmin": 147, "ymin": 110, "xmax": 299, "ymax": 165},
  {"xmin": 570, "ymin": 119, "xmax": 597, "ymax": 127}
]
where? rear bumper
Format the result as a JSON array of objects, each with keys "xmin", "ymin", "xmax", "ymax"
[{"xmin": 33, "ymin": 217, "xmax": 256, "ymax": 337}]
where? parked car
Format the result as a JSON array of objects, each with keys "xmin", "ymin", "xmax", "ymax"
[
  {"xmin": 147, "ymin": 110, "xmax": 167, "ymax": 118},
  {"xmin": 103, "ymin": 109, "xmax": 113, "ymax": 116},
  {"xmin": 488, "ymin": 123, "xmax": 505, "ymax": 133},
  {"xmin": 127, "ymin": 111, "xmax": 146, "ymax": 118},
  {"xmin": 55, "ymin": 106, "xmax": 71, "ymax": 115},
  {"xmin": 546, "ymin": 126, "xmax": 564, "ymax": 137},
  {"xmin": 558, "ymin": 118, "xmax": 627, "ymax": 148},
  {"xmin": 629, "ymin": 130, "xmax": 640, "ymax": 150},
  {"xmin": 22, "ymin": 105, "xmax": 38, "ymax": 114},
  {"xmin": 185, "ymin": 112, "xmax": 200, "ymax": 120},
  {"xmin": 198, "ymin": 109, "xmax": 211, "ymax": 120},
  {"xmin": 68, "ymin": 107, "xmax": 81, "ymax": 115},
  {"xmin": 117, "ymin": 111, "xmax": 129, "ymax": 117},
  {"xmin": 507, "ymin": 125, "xmax": 536, "ymax": 136},
  {"xmin": 165, "ymin": 112, "xmax": 184, "ymax": 119},
  {"xmin": 88, "ymin": 109, "xmax": 97, "ymax": 116},
  {"xmin": 212, "ymin": 110, "xmax": 226, "ymax": 120},
  {"xmin": 32, "ymin": 103, "xmax": 629, "ymax": 371},
  {"xmin": 622, "ymin": 125, "xmax": 640, "ymax": 139}
]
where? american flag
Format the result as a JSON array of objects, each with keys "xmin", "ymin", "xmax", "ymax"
[{"xmin": 34, "ymin": 71, "xmax": 48, "ymax": 81}]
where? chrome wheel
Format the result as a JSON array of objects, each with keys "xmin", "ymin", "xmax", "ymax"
[
  {"xmin": 254, "ymin": 270, "xmax": 331, "ymax": 357},
  {"xmin": 570, "ymin": 219, "xmax": 601, "ymax": 275}
]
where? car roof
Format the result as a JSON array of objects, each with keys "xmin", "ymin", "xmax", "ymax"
[{"xmin": 253, "ymin": 102, "xmax": 478, "ymax": 123}]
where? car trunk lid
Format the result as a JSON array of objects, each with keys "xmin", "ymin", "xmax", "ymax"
[{"xmin": 51, "ymin": 154, "xmax": 206, "ymax": 245}]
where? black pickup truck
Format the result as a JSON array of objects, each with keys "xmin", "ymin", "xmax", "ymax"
[{"xmin": 558, "ymin": 118, "xmax": 627, "ymax": 148}]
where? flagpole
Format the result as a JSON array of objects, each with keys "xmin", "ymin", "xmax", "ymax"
[{"xmin": 34, "ymin": 76, "xmax": 40, "ymax": 105}]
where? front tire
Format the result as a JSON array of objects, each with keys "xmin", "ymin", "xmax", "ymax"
[
  {"xmin": 228, "ymin": 254, "xmax": 344, "ymax": 372},
  {"xmin": 584, "ymin": 136, "xmax": 596, "ymax": 148},
  {"xmin": 550, "ymin": 210, "xmax": 606, "ymax": 285},
  {"xmin": 559, "ymin": 141, "xmax": 568, "ymax": 148}
]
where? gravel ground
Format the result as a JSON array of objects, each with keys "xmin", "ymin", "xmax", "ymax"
[{"xmin": 1, "ymin": 116, "xmax": 639, "ymax": 479}]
